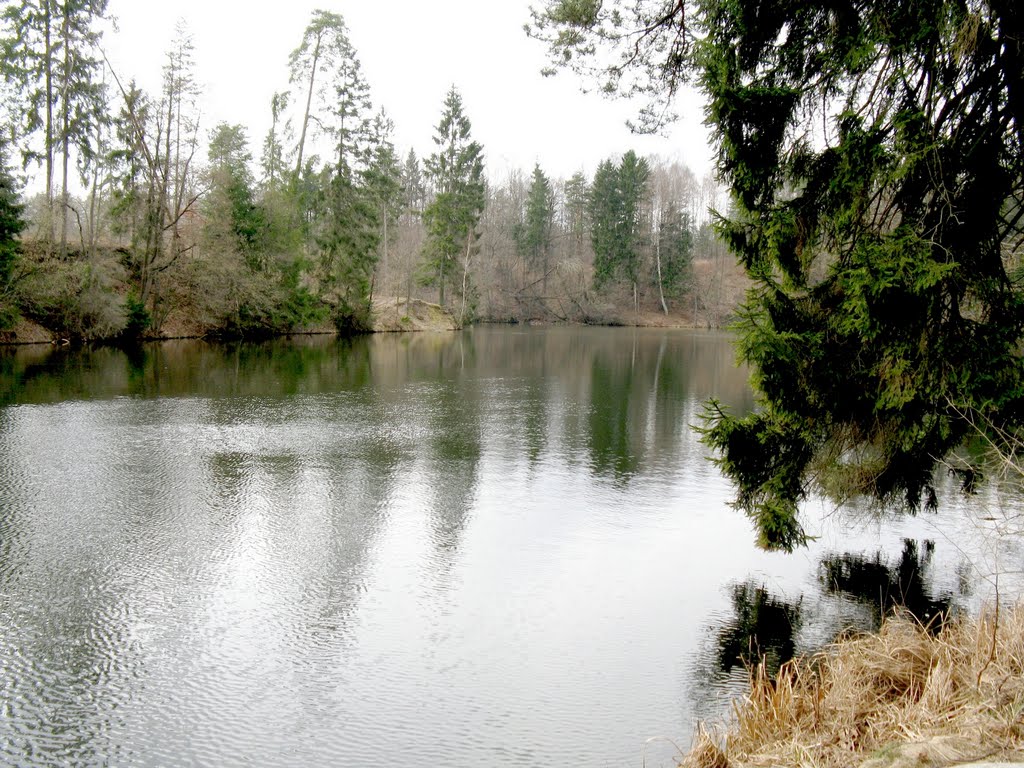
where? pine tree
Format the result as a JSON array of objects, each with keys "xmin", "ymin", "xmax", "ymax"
[
  {"xmin": 287, "ymin": 10, "xmax": 382, "ymax": 330},
  {"xmin": 260, "ymin": 91, "xmax": 290, "ymax": 193},
  {"xmin": 364, "ymin": 110, "xmax": 403, "ymax": 297},
  {"xmin": 0, "ymin": 139, "xmax": 25, "ymax": 329},
  {"xmin": 617, "ymin": 150, "xmax": 651, "ymax": 311},
  {"xmin": 516, "ymin": 163, "xmax": 555, "ymax": 292},
  {"xmin": 288, "ymin": 10, "xmax": 373, "ymax": 180},
  {"xmin": 318, "ymin": 167, "xmax": 378, "ymax": 330},
  {"xmin": 206, "ymin": 123, "xmax": 265, "ymax": 272},
  {"xmin": 562, "ymin": 171, "xmax": 589, "ymax": 261},
  {"xmin": 422, "ymin": 87, "xmax": 485, "ymax": 316},
  {"xmin": 589, "ymin": 151, "xmax": 651, "ymax": 306},
  {"xmin": 655, "ymin": 203, "xmax": 693, "ymax": 303},
  {"xmin": 588, "ymin": 159, "xmax": 619, "ymax": 290}
]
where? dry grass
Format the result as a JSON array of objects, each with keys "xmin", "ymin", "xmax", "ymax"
[{"xmin": 679, "ymin": 605, "xmax": 1024, "ymax": 768}]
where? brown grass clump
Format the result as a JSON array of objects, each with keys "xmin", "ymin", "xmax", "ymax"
[{"xmin": 680, "ymin": 605, "xmax": 1024, "ymax": 768}]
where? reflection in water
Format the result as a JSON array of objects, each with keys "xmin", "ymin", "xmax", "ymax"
[
  {"xmin": 0, "ymin": 328, "xmax": 985, "ymax": 768},
  {"xmin": 690, "ymin": 538, "xmax": 965, "ymax": 728},
  {"xmin": 688, "ymin": 537, "xmax": 970, "ymax": 724},
  {"xmin": 589, "ymin": 350, "xmax": 640, "ymax": 480},
  {"xmin": 820, "ymin": 539, "xmax": 957, "ymax": 629},
  {"xmin": 715, "ymin": 583, "xmax": 802, "ymax": 678}
]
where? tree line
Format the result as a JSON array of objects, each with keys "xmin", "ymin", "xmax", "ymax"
[{"xmin": 0, "ymin": 3, "xmax": 742, "ymax": 341}]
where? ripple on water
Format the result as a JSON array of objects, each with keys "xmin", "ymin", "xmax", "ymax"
[{"xmin": 0, "ymin": 332, "xmax": 995, "ymax": 768}]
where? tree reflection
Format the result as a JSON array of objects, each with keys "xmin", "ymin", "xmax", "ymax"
[
  {"xmin": 587, "ymin": 352, "xmax": 640, "ymax": 479},
  {"xmin": 423, "ymin": 358, "xmax": 481, "ymax": 564},
  {"xmin": 715, "ymin": 582, "xmax": 802, "ymax": 677},
  {"xmin": 820, "ymin": 539, "xmax": 956, "ymax": 629}
]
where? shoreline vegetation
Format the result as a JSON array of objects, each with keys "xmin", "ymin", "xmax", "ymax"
[
  {"xmin": 0, "ymin": 294, "xmax": 707, "ymax": 346},
  {"xmin": 680, "ymin": 606, "xmax": 1024, "ymax": 768}
]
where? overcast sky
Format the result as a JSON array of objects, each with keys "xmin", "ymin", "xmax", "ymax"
[{"xmin": 98, "ymin": 0, "xmax": 713, "ymax": 185}]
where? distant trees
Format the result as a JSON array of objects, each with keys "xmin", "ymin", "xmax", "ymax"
[
  {"xmin": 205, "ymin": 123, "xmax": 264, "ymax": 269},
  {"xmin": 0, "ymin": 4, "xmax": 737, "ymax": 341},
  {"xmin": 515, "ymin": 164, "xmax": 555, "ymax": 293},
  {"xmin": 422, "ymin": 87, "xmax": 485, "ymax": 320},
  {"xmin": 654, "ymin": 203, "xmax": 693, "ymax": 314},
  {"xmin": 1, "ymin": 0, "xmax": 109, "ymax": 250},
  {"xmin": 365, "ymin": 110, "xmax": 403, "ymax": 296},
  {"xmin": 589, "ymin": 150, "xmax": 652, "ymax": 312},
  {"xmin": 106, "ymin": 24, "xmax": 201, "ymax": 324},
  {"xmin": 288, "ymin": 10, "xmax": 346, "ymax": 179},
  {"xmin": 562, "ymin": 171, "xmax": 588, "ymax": 261}
]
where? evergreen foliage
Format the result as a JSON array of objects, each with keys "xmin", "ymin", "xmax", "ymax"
[
  {"xmin": 0, "ymin": 141, "xmax": 25, "ymax": 329},
  {"xmin": 656, "ymin": 203, "xmax": 693, "ymax": 299},
  {"xmin": 516, "ymin": 164, "xmax": 555, "ymax": 284},
  {"xmin": 588, "ymin": 159, "xmax": 620, "ymax": 290},
  {"xmin": 318, "ymin": 166, "xmax": 379, "ymax": 331},
  {"xmin": 365, "ymin": 109, "xmax": 404, "ymax": 295},
  {"xmin": 422, "ymin": 87, "xmax": 485, "ymax": 314},
  {"xmin": 207, "ymin": 123, "xmax": 266, "ymax": 271},
  {"xmin": 588, "ymin": 151, "xmax": 651, "ymax": 294},
  {"xmin": 533, "ymin": 0, "xmax": 1024, "ymax": 548}
]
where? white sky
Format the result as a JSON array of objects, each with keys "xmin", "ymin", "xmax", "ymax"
[{"xmin": 99, "ymin": 0, "xmax": 714, "ymax": 186}]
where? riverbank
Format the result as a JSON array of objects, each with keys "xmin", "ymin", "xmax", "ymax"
[
  {"xmin": 681, "ymin": 606, "xmax": 1024, "ymax": 768},
  {"xmin": 0, "ymin": 297, "xmax": 707, "ymax": 345}
]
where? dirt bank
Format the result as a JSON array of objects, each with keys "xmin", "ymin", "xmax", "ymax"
[{"xmin": 370, "ymin": 297, "xmax": 461, "ymax": 332}]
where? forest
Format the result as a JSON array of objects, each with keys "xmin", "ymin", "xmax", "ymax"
[{"xmin": 0, "ymin": 4, "xmax": 743, "ymax": 342}]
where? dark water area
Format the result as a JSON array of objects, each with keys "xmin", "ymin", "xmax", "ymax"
[{"xmin": 0, "ymin": 326, "xmax": 1014, "ymax": 767}]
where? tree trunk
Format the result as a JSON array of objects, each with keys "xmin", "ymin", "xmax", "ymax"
[
  {"xmin": 88, "ymin": 112, "xmax": 101, "ymax": 256},
  {"xmin": 381, "ymin": 204, "xmax": 388, "ymax": 294},
  {"xmin": 655, "ymin": 237, "xmax": 668, "ymax": 315},
  {"xmin": 294, "ymin": 32, "xmax": 322, "ymax": 178},
  {"xmin": 44, "ymin": 0, "xmax": 54, "ymax": 243},
  {"xmin": 438, "ymin": 259, "xmax": 445, "ymax": 308},
  {"xmin": 542, "ymin": 244, "xmax": 549, "ymax": 295},
  {"xmin": 59, "ymin": 1, "xmax": 70, "ymax": 256},
  {"xmin": 405, "ymin": 266, "xmax": 413, "ymax": 316},
  {"xmin": 459, "ymin": 236, "xmax": 472, "ymax": 327}
]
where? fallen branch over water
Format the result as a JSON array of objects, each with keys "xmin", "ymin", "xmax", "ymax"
[{"xmin": 681, "ymin": 606, "xmax": 1024, "ymax": 768}]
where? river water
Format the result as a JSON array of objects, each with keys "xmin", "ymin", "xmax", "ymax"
[{"xmin": 0, "ymin": 326, "xmax": 1016, "ymax": 767}]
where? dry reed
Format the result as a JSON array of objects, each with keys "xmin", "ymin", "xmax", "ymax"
[{"xmin": 679, "ymin": 605, "xmax": 1024, "ymax": 768}]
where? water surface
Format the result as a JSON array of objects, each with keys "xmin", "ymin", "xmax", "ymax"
[{"xmin": 0, "ymin": 327, "xmax": 1012, "ymax": 767}]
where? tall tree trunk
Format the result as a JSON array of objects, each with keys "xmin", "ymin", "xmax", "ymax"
[
  {"xmin": 294, "ymin": 32, "xmax": 322, "ymax": 178},
  {"xmin": 381, "ymin": 204, "xmax": 389, "ymax": 295},
  {"xmin": 405, "ymin": 264, "xmax": 413, "ymax": 315},
  {"xmin": 542, "ymin": 244, "xmax": 549, "ymax": 295},
  {"xmin": 88, "ymin": 114, "xmax": 101, "ymax": 257},
  {"xmin": 656, "ymin": 237, "xmax": 668, "ymax": 315},
  {"xmin": 459, "ymin": 236, "xmax": 472, "ymax": 327},
  {"xmin": 59, "ymin": 1, "xmax": 70, "ymax": 256},
  {"xmin": 43, "ymin": 0, "xmax": 54, "ymax": 242},
  {"xmin": 438, "ymin": 259, "xmax": 445, "ymax": 307}
]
